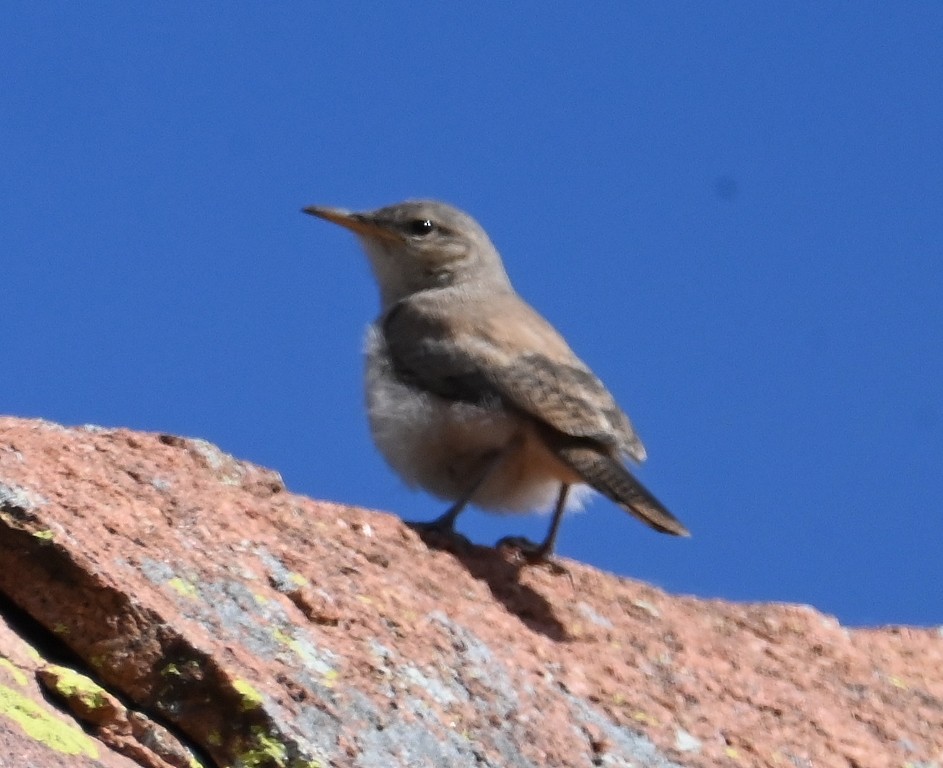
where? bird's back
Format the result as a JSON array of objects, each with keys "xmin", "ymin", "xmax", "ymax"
[{"xmin": 383, "ymin": 287, "xmax": 648, "ymax": 463}]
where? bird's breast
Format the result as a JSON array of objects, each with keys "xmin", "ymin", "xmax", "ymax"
[{"xmin": 362, "ymin": 325, "xmax": 586, "ymax": 514}]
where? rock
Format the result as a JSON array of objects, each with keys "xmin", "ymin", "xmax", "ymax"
[{"xmin": 0, "ymin": 416, "xmax": 940, "ymax": 767}]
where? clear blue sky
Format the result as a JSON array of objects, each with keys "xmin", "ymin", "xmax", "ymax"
[{"xmin": 3, "ymin": 5, "xmax": 941, "ymax": 627}]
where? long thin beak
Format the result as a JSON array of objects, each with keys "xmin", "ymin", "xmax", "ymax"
[{"xmin": 302, "ymin": 205, "xmax": 400, "ymax": 242}]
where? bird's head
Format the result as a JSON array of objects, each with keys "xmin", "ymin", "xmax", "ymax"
[{"xmin": 303, "ymin": 200, "xmax": 512, "ymax": 308}]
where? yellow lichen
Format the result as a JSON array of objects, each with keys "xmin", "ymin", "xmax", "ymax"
[
  {"xmin": 0, "ymin": 684, "xmax": 99, "ymax": 758},
  {"xmin": 270, "ymin": 627, "xmax": 305, "ymax": 657},
  {"xmin": 32, "ymin": 529, "xmax": 55, "ymax": 541},
  {"xmin": 288, "ymin": 572, "xmax": 309, "ymax": 587},
  {"xmin": 233, "ymin": 679, "xmax": 264, "ymax": 711},
  {"xmin": 45, "ymin": 665, "xmax": 109, "ymax": 712},
  {"xmin": 632, "ymin": 710, "xmax": 657, "ymax": 725},
  {"xmin": 167, "ymin": 577, "xmax": 199, "ymax": 599}
]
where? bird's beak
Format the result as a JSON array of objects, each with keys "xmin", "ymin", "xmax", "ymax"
[{"xmin": 302, "ymin": 206, "xmax": 401, "ymax": 243}]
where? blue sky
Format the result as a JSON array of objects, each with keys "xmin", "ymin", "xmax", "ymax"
[{"xmin": 3, "ymin": 4, "xmax": 941, "ymax": 627}]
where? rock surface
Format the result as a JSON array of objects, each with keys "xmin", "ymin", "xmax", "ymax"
[{"xmin": 0, "ymin": 416, "xmax": 940, "ymax": 768}]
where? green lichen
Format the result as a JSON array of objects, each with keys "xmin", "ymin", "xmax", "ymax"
[
  {"xmin": 45, "ymin": 665, "xmax": 109, "ymax": 712},
  {"xmin": 0, "ymin": 683, "xmax": 99, "ymax": 758},
  {"xmin": 167, "ymin": 576, "xmax": 199, "ymax": 599},
  {"xmin": 162, "ymin": 659, "xmax": 202, "ymax": 679},
  {"xmin": 0, "ymin": 659, "xmax": 28, "ymax": 687},
  {"xmin": 233, "ymin": 727, "xmax": 325, "ymax": 768},
  {"xmin": 237, "ymin": 726, "xmax": 288, "ymax": 767},
  {"xmin": 233, "ymin": 678, "xmax": 264, "ymax": 711},
  {"xmin": 32, "ymin": 529, "xmax": 55, "ymax": 541}
]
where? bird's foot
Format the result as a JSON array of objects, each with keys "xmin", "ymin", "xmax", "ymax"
[
  {"xmin": 496, "ymin": 535, "xmax": 567, "ymax": 573},
  {"xmin": 406, "ymin": 518, "xmax": 472, "ymax": 552}
]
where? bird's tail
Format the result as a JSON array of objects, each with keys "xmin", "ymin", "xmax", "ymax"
[{"xmin": 557, "ymin": 446, "xmax": 690, "ymax": 536}]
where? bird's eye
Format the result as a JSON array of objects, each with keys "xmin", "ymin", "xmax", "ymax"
[{"xmin": 406, "ymin": 219, "xmax": 435, "ymax": 237}]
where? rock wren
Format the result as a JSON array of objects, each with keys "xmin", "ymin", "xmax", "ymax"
[{"xmin": 303, "ymin": 199, "xmax": 688, "ymax": 561}]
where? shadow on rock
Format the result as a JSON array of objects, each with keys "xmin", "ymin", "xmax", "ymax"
[{"xmin": 407, "ymin": 525, "xmax": 570, "ymax": 642}]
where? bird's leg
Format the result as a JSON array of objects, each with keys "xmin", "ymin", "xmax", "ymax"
[
  {"xmin": 497, "ymin": 483, "xmax": 570, "ymax": 564},
  {"xmin": 407, "ymin": 448, "xmax": 505, "ymax": 539},
  {"xmin": 411, "ymin": 495, "xmax": 470, "ymax": 536}
]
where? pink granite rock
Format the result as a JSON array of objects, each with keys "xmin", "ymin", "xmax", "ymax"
[{"xmin": 0, "ymin": 416, "xmax": 940, "ymax": 767}]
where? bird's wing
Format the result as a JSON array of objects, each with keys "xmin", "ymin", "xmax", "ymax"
[{"xmin": 382, "ymin": 291, "xmax": 647, "ymax": 462}]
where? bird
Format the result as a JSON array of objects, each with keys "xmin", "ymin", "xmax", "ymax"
[{"xmin": 302, "ymin": 199, "xmax": 688, "ymax": 562}]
